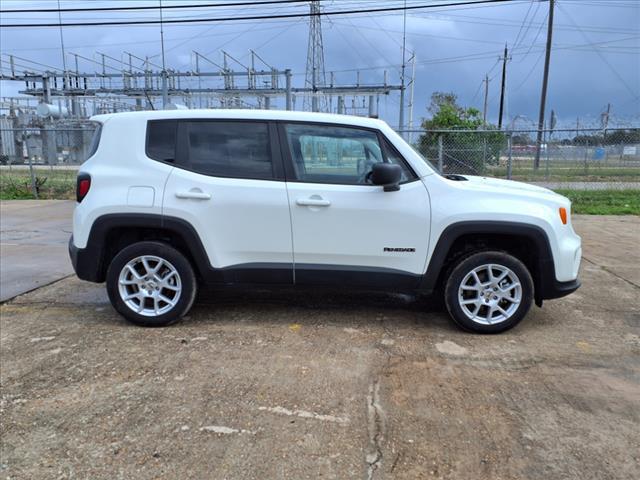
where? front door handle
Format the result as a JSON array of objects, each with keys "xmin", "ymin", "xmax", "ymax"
[
  {"xmin": 296, "ymin": 197, "xmax": 331, "ymax": 207},
  {"xmin": 175, "ymin": 189, "xmax": 211, "ymax": 200}
]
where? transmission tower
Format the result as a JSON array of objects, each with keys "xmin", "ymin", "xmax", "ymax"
[{"xmin": 304, "ymin": 1, "xmax": 327, "ymax": 112}]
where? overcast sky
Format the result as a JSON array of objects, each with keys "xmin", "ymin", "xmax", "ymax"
[{"xmin": 1, "ymin": 0, "xmax": 639, "ymax": 129}]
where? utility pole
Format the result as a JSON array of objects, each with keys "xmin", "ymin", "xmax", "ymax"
[
  {"xmin": 498, "ymin": 44, "xmax": 509, "ymax": 129},
  {"xmin": 304, "ymin": 1, "xmax": 327, "ymax": 112},
  {"xmin": 482, "ymin": 74, "xmax": 490, "ymax": 125},
  {"xmin": 534, "ymin": 0, "xmax": 555, "ymax": 170},
  {"xmin": 56, "ymin": 0, "xmax": 67, "ymax": 78},
  {"xmin": 194, "ymin": 52, "xmax": 201, "ymax": 108},
  {"xmin": 398, "ymin": 0, "xmax": 408, "ymax": 134},
  {"xmin": 602, "ymin": 102, "xmax": 611, "ymax": 142},
  {"xmin": 158, "ymin": 0, "xmax": 168, "ymax": 108},
  {"xmin": 407, "ymin": 52, "xmax": 416, "ymax": 142}
]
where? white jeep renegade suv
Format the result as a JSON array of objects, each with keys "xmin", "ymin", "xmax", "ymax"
[{"xmin": 69, "ymin": 109, "xmax": 581, "ymax": 333}]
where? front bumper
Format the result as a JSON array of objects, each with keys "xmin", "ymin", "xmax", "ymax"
[
  {"xmin": 534, "ymin": 254, "xmax": 581, "ymax": 306},
  {"xmin": 540, "ymin": 277, "xmax": 581, "ymax": 300}
]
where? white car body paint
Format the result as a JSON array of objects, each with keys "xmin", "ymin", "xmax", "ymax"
[
  {"xmin": 72, "ymin": 109, "xmax": 581, "ymax": 285},
  {"xmin": 163, "ymin": 168, "xmax": 293, "ymax": 268}
]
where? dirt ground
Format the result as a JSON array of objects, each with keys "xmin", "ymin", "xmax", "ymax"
[{"xmin": 1, "ymin": 215, "xmax": 638, "ymax": 480}]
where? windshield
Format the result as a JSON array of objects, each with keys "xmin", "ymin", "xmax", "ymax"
[{"xmin": 407, "ymin": 141, "xmax": 440, "ymax": 173}]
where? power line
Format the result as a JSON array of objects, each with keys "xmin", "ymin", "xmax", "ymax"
[
  {"xmin": 511, "ymin": 50, "xmax": 544, "ymax": 93},
  {"xmin": 0, "ymin": 20, "xmax": 307, "ymax": 52},
  {"xmin": 335, "ymin": 18, "xmax": 398, "ymax": 72},
  {"xmin": 511, "ymin": 0, "xmax": 535, "ymax": 49},
  {"xmin": 158, "ymin": 0, "xmax": 303, "ymax": 57},
  {"xmin": 365, "ymin": 14, "xmax": 403, "ymax": 49},
  {"xmin": 1, "ymin": 54, "xmax": 58, "ymax": 71},
  {"xmin": 558, "ymin": 3, "xmax": 639, "ymax": 101},
  {"xmin": 513, "ymin": 0, "xmax": 541, "ymax": 50},
  {"xmin": 517, "ymin": 10, "xmax": 548, "ymax": 62},
  {"xmin": 0, "ymin": 0, "xmax": 532, "ymax": 28},
  {"xmin": 561, "ymin": 0, "xmax": 639, "ymax": 8},
  {"xmin": 330, "ymin": 20, "xmax": 505, "ymax": 46},
  {"xmin": 0, "ymin": 0, "xmax": 315, "ymax": 14},
  {"xmin": 409, "ymin": 11, "xmax": 637, "ymax": 35}
]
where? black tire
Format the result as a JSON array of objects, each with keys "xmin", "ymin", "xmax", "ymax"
[
  {"xmin": 444, "ymin": 251, "xmax": 533, "ymax": 334},
  {"xmin": 106, "ymin": 241, "xmax": 197, "ymax": 327}
]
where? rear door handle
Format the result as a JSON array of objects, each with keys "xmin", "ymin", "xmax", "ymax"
[
  {"xmin": 296, "ymin": 197, "xmax": 331, "ymax": 207},
  {"xmin": 175, "ymin": 189, "xmax": 211, "ymax": 200}
]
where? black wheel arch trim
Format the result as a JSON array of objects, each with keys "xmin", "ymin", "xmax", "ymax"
[
  {"xmin": 70, "ymin": 213, "xmax": 213, "ymax": 283},
  {"xmin": 69, "ymin": 215, "xmax": 578, "ymax": 301},
  {"xmin": 70, "ymin": 213, "xmax": 296, "ymax": 285},
  {"xmin": 419, "ymin": 221, "xmax": 579, "ymax": 302},
  {"xmin": 70, "ymin": 212, "xmax": 298, "ymax": 285},
  {"xmin": 69, "ymin": 213, "xmax": 420, "ymax": 289}
]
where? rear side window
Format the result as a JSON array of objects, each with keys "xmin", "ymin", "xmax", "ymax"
[
  {"xmin": 86, "ymin": 123, "xmax": 102, "ymax": 159},
  {"xmin": 146, "ymin": 120, "xmax": 177, "ymax": 162},
  {"xmin": 184, "ymin": 121, "xmax": 272, "ymax": 179}
]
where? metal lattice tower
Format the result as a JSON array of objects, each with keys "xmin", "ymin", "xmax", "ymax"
[{"xmin": 304, "ymin": 1, "xmax": 327, "ymax": 112}]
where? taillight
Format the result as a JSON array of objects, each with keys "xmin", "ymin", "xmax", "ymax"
[{"xmin": 76, "ymin": 173, "xmax": 91, "ymax": 202}]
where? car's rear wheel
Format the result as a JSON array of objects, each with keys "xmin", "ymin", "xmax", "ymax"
[
  {"xmin": 444, "ymin": 251, "xmax": 533, "ymax": 333},
  {"xmin": 106, "ymin": 241, "xmax": 197, "ymax": 327}
]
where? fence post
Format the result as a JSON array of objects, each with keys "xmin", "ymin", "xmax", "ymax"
[
  {"xmin": 483, "ymin": 138, "xmax": 487, "ymax": 170},
  {"xmin": 584, "ymin": 137, "xmax": 589, "ymax": 174},
  {"xmin": 28, "ymin": 153, "xmax": 38, "ymax": 200},
  {"xmin": 438, "ymin": 135, "xmax": 444, "ymax": 173},
  {"xmin": 545, "ymin": 132, "xmax": 551, "ymax": 180},
  {"xmin": 507, "ymin": 133, "xmax": 513, "ymax": 180}
]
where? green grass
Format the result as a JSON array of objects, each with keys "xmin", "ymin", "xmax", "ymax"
[
  {"xmin": 486, "ymin": 166, "xmax": 640, "ymax": 183},
  {"xmin": 2, "ymin": 168, "xmax": 638, "ymax": 216},
  {"xmin": 0, "ymin": 168, "xmax": 77, "ymax": 200},
  {"xmin": 555, "ymin": 189, "xmax": 640, "ymax": 215}
]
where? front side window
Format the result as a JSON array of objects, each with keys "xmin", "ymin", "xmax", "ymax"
[
  {"xmin": 184, "ymin": 121, "xmax": 272, "ymax": 179},
  {"xmin": 284, "ymin": 123, "xmax": 414, "ymax": 185}
]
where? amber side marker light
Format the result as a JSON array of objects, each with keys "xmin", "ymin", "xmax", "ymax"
[{"xmin": 559, "ymin": 207, "xmax": 568, "ymax": 225}]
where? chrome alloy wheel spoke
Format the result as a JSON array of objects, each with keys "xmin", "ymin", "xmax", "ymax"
[
  {"xmin": 458, "ymin": 264, "xmax": 522, "ymax": 325},
  {"xmin": 118, "ymin": 255, "xmax": 182, "ymax": 317}
]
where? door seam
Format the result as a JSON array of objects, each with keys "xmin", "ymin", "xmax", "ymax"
[
  {"xmin": 284, "ymin": 181, "xmax": 297, "ymax": 284},
  {"xmin": 160, "ymin": 166, "xmax": 176, "ymax": 225}
]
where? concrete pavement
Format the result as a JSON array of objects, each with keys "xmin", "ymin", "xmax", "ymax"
[{"xmin": 0, "ymin": 200, "xmax": 75, "ymax": 302}]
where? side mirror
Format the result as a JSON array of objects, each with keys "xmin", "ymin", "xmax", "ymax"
[{"xmin": 371, "ymin": 163, "xmax": 402, "ymax": 192}]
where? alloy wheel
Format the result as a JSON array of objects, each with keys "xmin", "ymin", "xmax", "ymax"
[
  {"xmin": 117, "ymin": 255, "xmax": 182, "ymax": 317},
  {"xmin": 457, "ymin": 263, "xmax": 522, "ymax": 325}
]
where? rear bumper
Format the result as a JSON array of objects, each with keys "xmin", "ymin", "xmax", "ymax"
[{"xmin": 68, "ymin": 235, "xmax": 104, "ymax": 283}]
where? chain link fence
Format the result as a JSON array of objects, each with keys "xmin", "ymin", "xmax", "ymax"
[
  {"xmin": 1, "ymin": 123, "xmax": 639, "ymax": 199},
  {"xmin": 399, "ymin": 127, "xmax": 640, "ymax": 190},
  {"xmin": 0, "ymin": 124, "xmax": 96, "ymax": 199}
]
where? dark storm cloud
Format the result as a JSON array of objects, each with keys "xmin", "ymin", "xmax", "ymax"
[{"xmin": 1, "ymin": 0, "xmax": 638, "ymax": 128}]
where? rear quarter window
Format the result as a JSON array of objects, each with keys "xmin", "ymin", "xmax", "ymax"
[
  {"xmin": 86, "ymin": 123, "xmax": 102, "ymax": 159},
  {"xmin": 146, "ymin": 120, "xmax": 177, "ymax": 162}
]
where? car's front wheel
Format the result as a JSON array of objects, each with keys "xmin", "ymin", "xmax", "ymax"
[
  {"xmin": 444, "ymin": 251, "xmax": 533, "ymax": 333},
  {"xmin": 106, "ymin": 241, "xmax": 197, "ymax": 327}
]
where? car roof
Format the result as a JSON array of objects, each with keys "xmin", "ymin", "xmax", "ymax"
[{"xmin": 91, "ymin": 109, "xmax": 387, "ymax": 129}]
